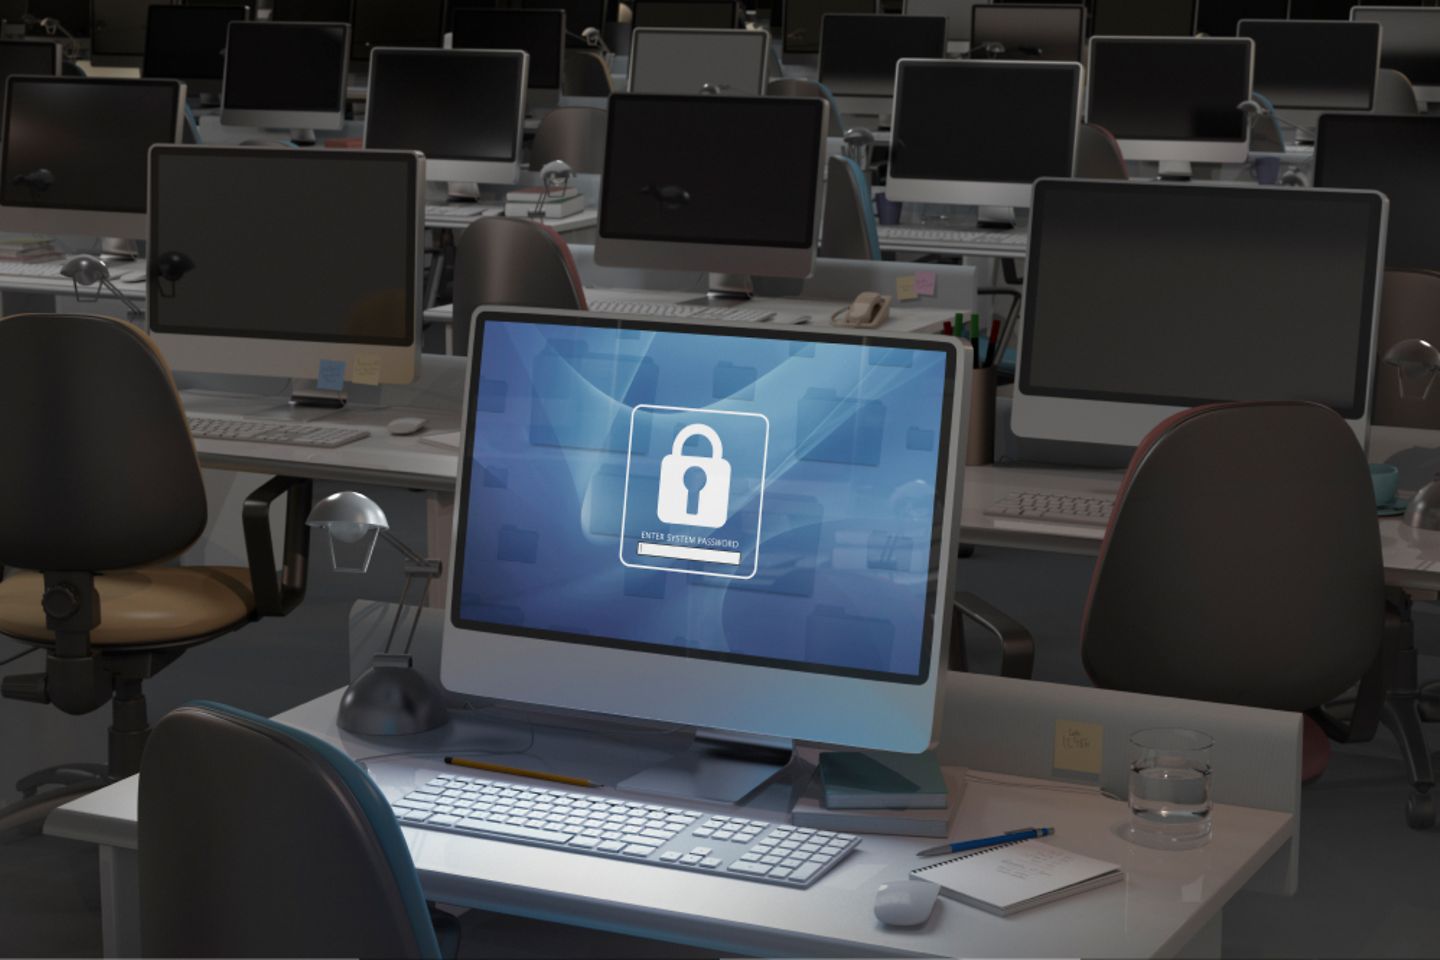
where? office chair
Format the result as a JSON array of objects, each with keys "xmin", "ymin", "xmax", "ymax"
[
  {"xmin": 139, "ymin": 701, "xmax": 455, "ymax": 958},
  {"xmin": 529, "ymin": 106, "xmax": 608, "ymax": 174},
  {"xmin": 818, "ymin": 155, "xmax": 880, "ymax": 261},
  {"xmin": 0, "ymin": 314, "xmax": 311, "ymax": 833},
  {"xmin": 449, "ymin": 217, "xmax": 587, "ymax": 355},
  {"xmin": 563, "ymin": 49, "xmax": 613, "ymax": 96},
  {"xmin": 767, "ymin": 77, "xmax": 845, "ymax": 137},
  {"xmin": 1074, "ymin": 123, "xmax": 1128, "ymax": 180},
  {"xmin": 1373, "ymin": 68, "xmax": 1421, "ymax": 115}
]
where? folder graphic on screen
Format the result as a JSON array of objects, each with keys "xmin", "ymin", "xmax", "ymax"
[
  {"xmin": 712, "ymin": 360, "xmax": 758, "ymax": 400},
  {"xmin": 797, "ymin": 388, "xmax": 885, "ymax": 466}
]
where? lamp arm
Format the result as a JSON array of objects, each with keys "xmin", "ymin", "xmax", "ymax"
[
  {"xmin": 380, "ymin": 529, "xmax": 431, "ymax": 566},
  {"xmin": 99, "ymin": 277, "xmax": 145, "ymax": 324}
]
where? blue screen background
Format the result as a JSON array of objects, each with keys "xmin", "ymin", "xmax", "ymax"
[{"xmin": 456, "ymin": 319, "xmax": 952, "ymax": 680}]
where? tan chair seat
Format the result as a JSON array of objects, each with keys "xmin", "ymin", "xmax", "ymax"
[{"xmin": 0, "ymin": 567, "xmax": 255, "ymax": 647}]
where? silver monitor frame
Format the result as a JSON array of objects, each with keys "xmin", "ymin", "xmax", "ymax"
[
  {"xmin": 1085, "ymin": 35, "xmax": 1254, "ymax": 164},
  {"xmin": 220, "ymin": 21, "xmax": 350, "ymax": 131},
  {"xmin": 885, "ymin": 59, "xmax": 1083, "ymax": 208},
  {"xmin": 1352, "ymin": 5, "xmax": 1440, "ymax": 103},
  {"xmin": 441, "ymin": 306, "xmax": 970, "ymax": 754},
  {"xmin": 627, "ymin": 27, "xmax": 770, "ymax": 95},
  {"xmin": 363, "ymin": 47, "xmax": 528, "ymax": 185},
  {"xmin": 1238, "ymin": 18, "xmax": 1380, "ymax": 113}
]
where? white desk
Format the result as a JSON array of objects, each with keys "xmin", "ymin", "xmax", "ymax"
[{"xmin": 423, "ymin": 205, "xmax": 598, "ymax": 237}]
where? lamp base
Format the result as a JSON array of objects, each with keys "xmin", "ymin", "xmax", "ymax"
[{"xmin": 338, "ymin": 653, "xmax": 450, "ymax": 737}]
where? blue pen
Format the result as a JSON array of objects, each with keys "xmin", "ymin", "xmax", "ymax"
[{"xmin": 916, "ymin": 826, "xmax": 1055, "ymax": 857}]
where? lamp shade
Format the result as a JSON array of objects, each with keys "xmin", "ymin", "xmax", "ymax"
[{"xmin": 307, "ymin": 490, "xmax": 389, "ymax": 542}]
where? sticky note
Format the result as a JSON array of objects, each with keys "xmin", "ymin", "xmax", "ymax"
[
  {"xmin": 317, "ymin": 359, "xmax": 346, "ymax": 392},
  {"xmin": 1053, "ymin": 719, "xmax": 1103, "ymax": 776},
  {"xmin": 914, "ymin": 271, "xmax": 937, "ymax": 296},
  {"xmin": 352, "ymin": 354, "xmax": 382, "ymax": 387},
  {"xmin": 896, "ymin": 275, "xmax": 918, "ymax": 302}
]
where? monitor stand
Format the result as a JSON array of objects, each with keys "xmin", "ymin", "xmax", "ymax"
[
  {"xmin": 98, "ymin": 237, "xmax": 140, "ymax": 263},
  {"xmin": 618, "ymin": 730, "xmax": 795, "ymax": 804},
  {"xmin": 290, "ymin": 380, "xmax": 347, "ymax": 408},
  {"xmin": 1157, "ymin": 160, "xmax": 1193, "ymax": 181},
  {"xmin": 681, "ymin": 273, "xmax": 754, "ymax": 304},
  {"xmin": 289, "ymin": 128, "xmax": 318, "ymax": 146},
  {"xmin": 976, "ymin": 205, "xmax": 1016, "ymax": 229}
]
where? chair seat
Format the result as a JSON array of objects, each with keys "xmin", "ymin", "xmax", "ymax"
[{"xmin": 0, "ymin": 567, "xmax": 255, "ymax": 647}]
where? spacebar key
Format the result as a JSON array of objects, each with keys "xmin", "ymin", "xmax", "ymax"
[{"xmin": 456, "ymin": 819, "xmax": 572, "ymax": 844}]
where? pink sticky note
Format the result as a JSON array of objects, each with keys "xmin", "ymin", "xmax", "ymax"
[{"xmin": 914, "ymin": 271, "xmax": 937, "ymax": 297}]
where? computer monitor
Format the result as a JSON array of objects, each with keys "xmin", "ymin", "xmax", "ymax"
[
  {"xmin": 147, "ymin": 146, "xmax": 422, "ymax": 386},
  {"xmin": 1013, "ymin": 179, "xmax": 1385, "ymax": 448},
  {"xmin": 627, "ymin": 27, "xmax": 770, "ymax": 95},
  {"xmin": 1238, "ymin": 19, "xmax": 1379, "ymax": 114},
  {"xmin": 142, "ymin": 5, "xmax": 250, "ymax": 100},
  {"xmin": 221, "ymin": 21, "xmax": 350, "ymax": 132},
  {"xmin": 350, "ymin": 0, "xmax": 444, "ymax": 67},
  {"xmin": 970, "ymin": 4, "xmax": 1085, "ymax": 62},
  {"xmin": 450, "ymin": 8, "xmax": 562, "ymax": 110},
  {"xmin": 1089, "ymin": 0, "xmax": 1196, "ymax": 36},
  {"xmin": 902, "ymin": 0, "xmax": 982, "ymax": 43},
  {"xmin": 887, "ymin": 59, "xmax": 1082, "ymax": 212},
  {"xmin": 1315, "ymin": 114, "xmax": 1440, "ymax": 273},
  {"xmin": 90, "ymin": 0, "xmax": 169, "ymax": 66},
  {"xmin": 818, "ymin": 13, "xmax": 945, "ymax": 116},
  {"xmin": 0, "ymin": 41, "xmax": 62, "ymax": 131},
  {"xmin": 1352, "ymin": 6, "xmax": 1440, "ymax": 103},
  {"xmin": 631, "ymin": 0, "xmax": 739, "ymax": 28},
  {"xmin": 1086, "ymin": 36, "xmax": 1253, "ymax": 165},
  {"xmin": 0, "ymin": 76, "xmax": 182, "ymax": 239},
  {"xmin": 1290, "ymin": 0, "xmax": 1358, "ymax": 18},
  {"xmin": 597, "ymin": 94, "xmax": 826, "ymax": 286},
  {"xmin": 782, "ymin": 0, "xmax": 873, "ymax": 55},
  {"xmin": 270, "ymin": 0, "xmax": 354, "ymax": 21},
  {"xmin": 364, "ymin": 48, "xmax": 526, "ymax": 184},
  {"xmin": 518, "ymin": 0, "xmax": 605, "ymax": 47},
  {"xmin": 443, "ymin": 306, "xmax": 967, "ymax": 784},
  {"xmin": 1194, "ymin": 0, "xmax": 1286, "ymax": 37}
]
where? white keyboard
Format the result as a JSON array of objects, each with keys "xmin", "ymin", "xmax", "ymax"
[
  {"xmin": 877, "ymin": 226, "xmax": 1028, "ymax": 248},
  {"xmin": 589, "ymin": 300, "xmax": 777, "ymax": 323},
  {"xmin": 424, "ymin": 203, "xmax": 495, "ymax": 222},
  {"xmin": 0, "ymin": 259, "xmax": 70, "ymax": 278},
  {"xmin": 391, "ymin": 771, "xmax": 860, "ymax": 888},
  {"xmin": 984, "ymin": 491, "xmax": 1115, "ymax": 526},
  {"xmin": 187, "ymin": 417, "xmax": 370, "ymax": 448}
]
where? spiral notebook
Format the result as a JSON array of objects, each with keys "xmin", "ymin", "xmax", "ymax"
[{"xmin": 910, "ymin": 839, "xmax": 1123, "ymax": 917}]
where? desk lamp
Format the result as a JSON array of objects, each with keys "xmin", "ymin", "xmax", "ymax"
[
  {"xmin": 61, "ymin": 255, "xmax": 143, "ymax": 325},
  {"xmin": 306, "ymin": 491, "xmax": 449, "ymax": 735},
  {"xmin": 842, "ymin": 127, "xmax": 875, "ymax": 174},
  {"xmin": 1383, "ymin": 339, "xmax": 1440, "ymax": 530}
]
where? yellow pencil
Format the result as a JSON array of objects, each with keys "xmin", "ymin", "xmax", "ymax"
[{"xmin": 443, "ymin": 755, "xmax": 599, "ymax": 788}]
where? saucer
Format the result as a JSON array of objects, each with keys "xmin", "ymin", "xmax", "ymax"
[{"xmin": 1377, "ymin": 498, "xmax": 1409, "ymax": 518}]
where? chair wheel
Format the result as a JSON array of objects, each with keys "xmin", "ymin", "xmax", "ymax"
[{"xmin": 1406, "ymin": 789, "xmax": 1435, "ymax": 830}]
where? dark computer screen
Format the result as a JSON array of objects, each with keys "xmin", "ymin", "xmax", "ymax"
[
  {"xmin": 148, "ymin": 148, "xmax": 417, "ymax": 345},
  {"xmin": 819, "ymin": 14, "xmax": 946, "ymax": 96},
  {"xmin": 783, "ymin": 0, "xmax": 874, "ymax": 54},
  {"xmin": 631, "ymin": 0, "xmax": 739, "ymax": 28},
  {"xmin": 890, "ymin": 61, "xmax": 1077, "ymax": 183},
  {"xmin": 143, "ymin": 5, "xmax": 248, "ymax": 87},
  {"xmin": 1090, "ymin": 0, "xmax": 1196, "ymax": 36},
  {"xmin": 1240, "ymin": 19, "xmax": 1378, "ymax": 111},
  {"xmin": 27, "ymin": 0, "xmax": 89, "ymax": 36},
  {"xmin": 366, "ymin": 50, "xmax": 523, "ymax": 161},
  {"xmin": 1315, "ymin": 114, "xmax": 1440, "ymax": 272},
  {"xmin": 1020, "ymin": 180, "xmax": 1382, "ymax": 417},
  {"xmin": 224, "ymin": 22, "xmax": 347, "ymax": 113},
  {"xmin": 451, "ymin": 8, "xmax": 562, "ymax": 91},
  {"xmin": 1288, "ymin": 0, "xmax": 1356, "ymax": 18},
  {"xmin": 1352, "ymin": 8, "xmax": 1440, "ymax": 88},
  {"xmin": 351, "ymin": 0, "xmax": 444, "ymax": 64},
  {"xmin": 518, "ymin": 0, "xmax": 605, "ymax": 45},
  {"xmin": 91, "ymin": 0, "xmax": 170, "ymax": 62},
  {"xmin": 1, "ymin": 77, "xmax": 178, "ymax": 213},
  {"xmin": 1194, "ymin": 0, "xmax": 1286, "ymax": 37},
  {"xmin": 1087, "ymin": 38, "xmax": 1250, "ymax": 142},
  {"xmin": 0, "ymin": 41, "xmax": 61, "ymax": 131},
  {"xmin": 270, "ymin": 0, "xmax": 353, "ymax": 21},
  {"xmin": 601, "ymin": 95, "xmax": 823, "ymax": 247},
  {"xmin": 970, "ymin": 4, "xmax": 1085, "ymax": 62}
]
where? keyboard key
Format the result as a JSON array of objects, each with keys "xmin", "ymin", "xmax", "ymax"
[
  {"xmin": 788, "ymin": 862, "xmax": 823, "ymax": 883},
  {"xmin": 622, "ymin": 844, "xmax": 657, "ymax": 857},
  {"xmin": 728, "ymin": 861, "xmax": 771, "ymax": 876},
  {"xmin": 659, "ymin": 851, "xmax": 683, "ymax": 862},
  {"xmin": 700, "ymin": 857, "xmax": 722, "ymax": 869},
  {"xmin": 454, "ymin": 819, "xmax": 572, "ymax": 845}
]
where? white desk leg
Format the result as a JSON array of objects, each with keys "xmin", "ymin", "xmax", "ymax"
[
  {"xmin": 425, "ymin": 490, "xmax": 455, "ymax": 607},
  {"xmin": 98, "ymin": 845, "xmax": 141, "ymax": 958},
  {"xmin": 1175, "ymin": 910, "xmax": 1223, "ymax": 959}
]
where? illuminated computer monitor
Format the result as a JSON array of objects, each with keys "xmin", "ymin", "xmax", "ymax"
[
  {"xmin": 221, "ymin": 21, "xmax": 350, "ymax": 133},
  {"xmin": 818, "ymin": 13, "xmax": 945, "ymax": 117},
  {"xmin": 147, "ymin": 146, "xmax": 423, "ymax": 387},
  {"xmin": 270, "ymin": 0, "xmax": 354, "ymax": 21},
  {"xmin": 970, "ymin": 4, "xmax": 1085, "ymax": 62},
  {"xmin": 143, "ymin": 5, "xmax": 250, "ymax": 100},
  {"xmin": 350, "ymin": 0, "xmax": 444, "ymax": 68},
  {"xmin": 631, "ymin": 0, "xmax": 739, "ymax": 28},
  {"xmin": 1193, "ymin": 0, "xmax": 1287, "ymax": 37},
  {"xmin": 364, "ymin": 48, "xmax": 527, "ymax": 184},
  {"xmin": 596, "ymin": 94, "xmax": 827, "ymax": 292},
  {"xmin": 1086, "ymin": 36, "xmax": 1253, "ymax": 167},
  {"xmin": 1013, "ymin": 179, "xmax": 1385, "ymax": 448},
  {"xmin": 451, "ymin": 9, "xmax": 562, "ymax": 111},
  {"xmin": 887, "ymin": 59, "xmax": 1081, "ymax": 223},
  {"xmin": 444, "ymin": 306, "xmax": 968, "ymax": 797},
  {"xmin": 627, "ymin": 27, "xmax": 770, "ymax": 95},
  {"xmin": 1352, "ymin": 6, "xmax": 1440, "ymax": 104},
  {"xmin": 781, "ymin": 0, "xmax": 873, "ymax": 55},
  {"xmin": 1090, "ymin": 0, "xmax": 1196, "ymax": 36},
  {"xmin": 1238, "ymin": 18, "xmax": 1379, "ymax": 125},
  {"xmin": 902, "ymin": 0, "xmax": 983, "ymax": 44},
  {"xmin": 0, "ymin": 76, "xmax": 182, "ymax": 239},
  {"xmin": 0, "ymin": 40, "xmax": 61, "ymax": 129},
  {"xmin": 90, "ymin": 0, "xmax": 168, "ymax": 66}
]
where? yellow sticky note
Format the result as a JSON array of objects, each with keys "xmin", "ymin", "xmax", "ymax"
[
  {"xmin": 352, "ymin": 354, "xmax": 382, "ymax": 386},
  {"xmin": 896, "ymin": 275, "xmax": 918, "ymax": 302},
  {"xmin": 1053, "ymin": 719, "xmax": 1104, "ymax": 775}
]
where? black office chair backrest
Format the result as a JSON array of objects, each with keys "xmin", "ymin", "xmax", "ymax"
[
  {"xmin": 0, "ymin": 314, "xmax": 206, "ymax": 571},
  {"xmin": 139, "ymin": 702, "xmax": 441, "ymax": 959},
  {"xmin": 1083, "ymin": 402, "xmax": 1384, "ymax": 712},
  {"xmin": 529, "ymin": 106, "xmax": 608, "ymax": 174}
]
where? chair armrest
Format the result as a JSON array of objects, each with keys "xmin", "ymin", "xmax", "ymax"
[
  {"xmin": 951, "ymin": 592, "xmax": 1035, "ymax": 680},
  {"xmin": 242, "ymin": 475, "xmax": 313, "ymax": 618}
]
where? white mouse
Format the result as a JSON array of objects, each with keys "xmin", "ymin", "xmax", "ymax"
[
  {"xmin": 386, "ymin": 417, "xmax": 427, "ymax": 436},
  {"xmin": 874, "ymin": 879, "xmax": 941, "ymax": 927}
]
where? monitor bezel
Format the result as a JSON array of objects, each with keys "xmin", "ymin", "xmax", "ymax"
[
  {"xmin": 969, "ymin": 3, "xmax": 1088, "ymax": 63},
  {"xmin": 1351, "ymin": 5, "xmax": 1440, "ymax": 101},
  {"xmin": 442, "ymin": 306, "xmax": 969, "ymax": 753},
  {"xmin": 626, "ymin": 27, "xmax": 771, "ymax": 95},
  {"xmin": 220, "ymin": 21, "xmax": 350, "ymax": 131},
  {"xmin": 886, "ymin": 58, "xmax": 1083, "ymax": 207},
  {"xmin": 1089, "ymin": 0, "xmax": 1198, "ymax": 37},
  {"xmin": 448, "ymin": 7, "xmax": 565, "ymax": 101},
  {"xmin": 363, "ymin": 46, "xmax": 528, "ymax": 184},
  {"xmin": 0, "ymin": 38, "xmax": 64, "ymax": 80},
  {"xmin": 146, "ymin": 144, "xmax": 424, "ymax": 385},
  {"xmin": 1238, "ymin": 18, "xmax": 1380, "ymax": 112}
]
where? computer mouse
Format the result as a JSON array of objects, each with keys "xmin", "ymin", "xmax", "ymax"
[
  {"xmin": 386, "ymin": 417, "xmax": 427, "ymax": 436},
  {"xmin": 873, "ymin": 879, "xmax": 940, "ymax": 927}
]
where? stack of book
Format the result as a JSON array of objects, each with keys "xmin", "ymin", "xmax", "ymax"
[
  {"xmin": 504, "ymin": 187, "xmax": 586, "ymax": 220},
  {"xmin": 0, "ymin": 236, "xmax": 63, "ymax": 263},
  {"xmin": 790, "ymin": 749, "xmax": 962, "ymax": 837}
]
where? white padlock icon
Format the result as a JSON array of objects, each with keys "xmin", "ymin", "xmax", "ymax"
[{"xmin": 656, "ymin": 423, "xmax": 732, "ymax": 528}]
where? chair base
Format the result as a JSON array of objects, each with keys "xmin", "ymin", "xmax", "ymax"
[{"xmin": 0, "ymin": 773, "xmax": 111, "ymax": 837}]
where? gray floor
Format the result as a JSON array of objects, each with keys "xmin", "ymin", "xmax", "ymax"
[{"xmin": 2, "ymin": 496, "xmax": 1437, "ymax": 957}]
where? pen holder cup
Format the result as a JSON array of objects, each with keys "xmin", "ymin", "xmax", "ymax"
[
  {"xmin": 875, "ymin": 193, "xmax": 903, "ymax": 226},
  {"xmin": 967, "ymin": 364, "xmax": 996, "ymax": 466}
]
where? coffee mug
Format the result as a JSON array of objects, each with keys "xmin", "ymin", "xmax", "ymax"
[{"xmin": 1370, "ymin": 463, "xmax": 1400, "ymax": 507}]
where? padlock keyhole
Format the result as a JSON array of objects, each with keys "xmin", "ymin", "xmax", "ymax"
[{"xmin": 683, "ymin": 467, "xmax": 708, "ymax": 515}]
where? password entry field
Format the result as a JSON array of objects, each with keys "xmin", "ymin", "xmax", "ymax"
[{"xmin": 637, "ymin": 542, "xmax": 741, "ymax": 565}]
